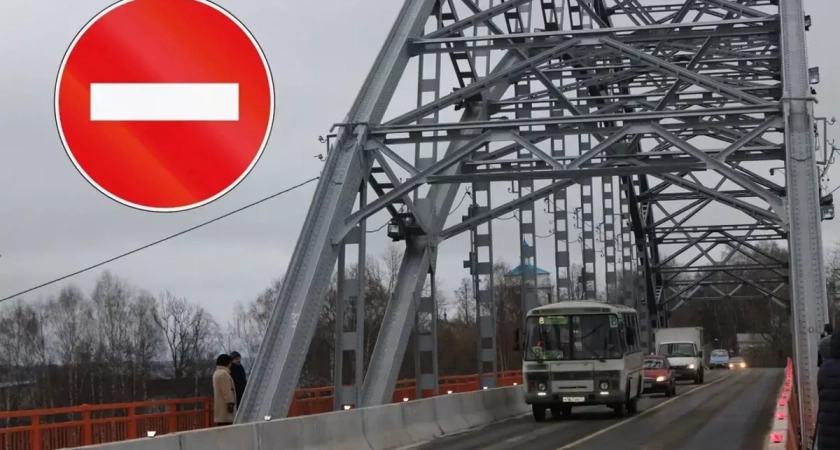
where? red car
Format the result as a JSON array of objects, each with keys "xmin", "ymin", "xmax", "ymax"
[{"xmin": 643, "ymin": 355, "xmax": 677, "ymax": 397}]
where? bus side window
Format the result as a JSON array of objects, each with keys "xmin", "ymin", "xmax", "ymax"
[
  {"xmin": 633, "ymin": 314, "xmax": 642, "ymax": 353},
  {"xmin": 618, "ymin": 317, "xmax": 629, "ymax": 353},
  {"xmin": 624, "ymin": 313, "xmax": 638, "ymax": 353}
]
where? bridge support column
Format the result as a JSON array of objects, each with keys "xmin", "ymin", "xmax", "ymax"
[
  {"xmin": 333, "ymin": 181, "xmax": 367, "ymax": 411},
  {"xmin": 779, "ymin": 0, "xmax": 829, "ymax": 445}
]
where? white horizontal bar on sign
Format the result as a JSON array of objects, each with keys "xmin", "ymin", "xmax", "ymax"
[{"xmin": 89, "ymin": 83, "xmax": 240, "ymax": 121}]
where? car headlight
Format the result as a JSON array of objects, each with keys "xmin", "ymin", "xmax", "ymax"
[
  {"xmin": 729, "ymin": 363, "xmax": 734, "ymax": 368},
  {"xmin": 600, "ymin": 381, "xmax": 610, "ymax": 390},
  {"xmin": 655, "ymin": 376, "xmax": 666, "ymax": 382},
  {"xmin": 537, "ymin": 383, "xmax": 547, "ymax": 391},
  {"xmin": 740, "ymin": 363, "xmax": 746, "ymax": 368},
  {"xmin": 688, "ymin": 363, "xmax": 695, "ymax": 369}
]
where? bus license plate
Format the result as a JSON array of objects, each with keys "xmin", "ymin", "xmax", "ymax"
[{"xmin": 562, "ymin": 397, "xmax": 585, "ymax": 403}]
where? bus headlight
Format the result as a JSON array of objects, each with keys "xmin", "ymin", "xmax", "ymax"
[
  {"xmin": 537, "ymin": 383, "xmax": 547, "ymax": 392},
  {"xmin": 599, "ymin": 382, "xmax": 609, "ymax": 390},
  {"xmin": 688, "ymin": 363, "xmax": 696, "ymax": 369},
  {"xmin": 655, "ymin": 376, "xmax": 666, "ymax": 382}
]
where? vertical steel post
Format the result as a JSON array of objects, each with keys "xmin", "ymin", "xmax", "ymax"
[{"xmin": 779, "ymin": 0, "xmax": 828, "ymax": 444}]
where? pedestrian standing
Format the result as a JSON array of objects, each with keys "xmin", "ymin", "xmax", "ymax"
[
  {"xmin": 212, "ymin": 354, "xmax": 236, "ymax": 426},
  {"xmin": 821, "ymin": 324, "xmax": 834, "ymax": 367},
  {"xmin": 817, "ymin": 329, "xmax": 840, "ymax": 449},
  {"xmin": 229, "ymin": 351, "xmax": 247, "ymax": 408}
]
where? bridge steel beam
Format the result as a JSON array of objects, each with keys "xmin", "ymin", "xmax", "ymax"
[
  {"xmin": 779, "ymin": 0, "xmax": 828, "ymax": 444},
  {"xmin": 234, "ymin": 0, "xmax": 439, "ymax": 423},
  {"xmin": 238, "ymin": 0, "xmax": 829, "ymax": 430}
]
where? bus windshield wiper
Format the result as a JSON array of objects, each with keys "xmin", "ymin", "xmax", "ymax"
[
  {"xmin": 582, "ymin": 341, "xmax": 606, "ymax": 362},
  {"xmin": 580, "ymin": 323, "xmax": 607, "ymax": 362}
]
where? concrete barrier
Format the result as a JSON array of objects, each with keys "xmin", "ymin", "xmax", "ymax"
[
  {"xmin": 767, "ymin": 378, "xmax": 792, "ymax": 450},
  {"xmin": 254, "ymin": 414, "xmax": 337, "ymax": 450},
  {"xmin": 459, "ymin": 389, "xmax": 494, "ymax": 428},
  {"xmin": 179, "ymin": 423, "xmax": 257, "ymax": 450},
  {"xmin": 483, "ymin": 387, "xmax": 514, "ymax": 422},
  {"xmin": 362, "ymin": 402, "xmax": 412, "ymax": 450},
  {"xmin": 400, "ymin": 397, "xmax": 442, "ymax": 443},
  {"xmin": 313, "ymin": 407, "xmax": 372, "ymax": 450},
  {"xmin": 505, "ymin": 385, "xmax": 529, "ymax": 416},
  {"xmin": 432, "ymin": 391, "xmax": 469, "ymax": 435},
  {"xmin": 65, "ymin": 434, "xmax": 181, "ymax": 450},
  {"xmin": 66, "ymin": 386, "xmax": 528, "ymax": 450}
]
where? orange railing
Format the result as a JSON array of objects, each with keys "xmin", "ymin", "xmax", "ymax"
[
  {"xmin": 0, "ymin": 370, "xmax": 522, "ymax": 450},
  {"xmin": 0, "ymin": 397, "xmax": 210, "ymax": 450}
]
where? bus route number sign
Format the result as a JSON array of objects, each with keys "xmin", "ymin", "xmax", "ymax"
[{"xmin": 539, "ymin": 316, "xmax": 567, "ymax": 325}]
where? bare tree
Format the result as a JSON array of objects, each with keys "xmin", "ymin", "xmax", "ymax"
[
  {"xmin": 826, "ymin": 245, "xmax": 840, "ymax": 325},
  {"xmin": 381, "ymin": 245, "xmax": 403, "ymax": 294},
  {"xmin": 454, "ymin": 277, "xmax": 475, "ymax": 324},
  {"xmin": 0, "ymin": 300, "xmax": 47, "ymax": 410},
  {"xmin": 568, "ymin": 263, "xmax": 585, "ymax": 301},
  {"xmin": 152, "ymin": 291, "xmax": 219, "ymax": 382},
  {"xmin": 250, "ymin": 277, "xmax": 283, "ymax": 336},
  {"xmin": 47, "ymin": 285, "xmax": 96, "ymax": 406},
  {"xmin": 90, "ymin": 271, "xmax": 135, "ymax": 402},
  {"xmin": 220, "ymin": 301, "xmax": 263, "ymax": 359},
  {"xmin": 129, "ymin": 291, "xmax": 163, "ymax": 400}
]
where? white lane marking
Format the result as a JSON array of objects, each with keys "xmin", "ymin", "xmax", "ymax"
[
  {"xmin": 554, "ymin": 374, "xmax": 733, "ymax": 450},
  {"xmin": 90, "ymin": 83, "xmax": 240, "ymax": 121}
]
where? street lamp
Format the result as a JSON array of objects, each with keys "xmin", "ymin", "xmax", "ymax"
[{"xmin": 809, "ymin": 67, "xmax": 821, "ymax": 85}]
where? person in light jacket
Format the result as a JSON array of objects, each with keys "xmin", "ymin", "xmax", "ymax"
[{"xmin": 212, "ymin": 354, "xmax": 237, "ymax": 426}]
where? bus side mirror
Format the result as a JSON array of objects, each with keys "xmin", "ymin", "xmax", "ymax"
[{"xmin": 514, "ymin": 328, "xmax": 522, "ymax": 351}]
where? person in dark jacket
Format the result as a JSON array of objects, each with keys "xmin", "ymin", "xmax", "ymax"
[
  {"xmin": 817, "ymin": 330, "xmax": 840, "ymax": 448},
  {"xmin": 229, "ymin": 351, "xmax": 247, "ymax": 407}
]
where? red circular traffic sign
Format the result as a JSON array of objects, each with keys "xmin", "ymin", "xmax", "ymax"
[{"xmin": 55, "ymin": 0, "xmax": 274, "ymax": 212}]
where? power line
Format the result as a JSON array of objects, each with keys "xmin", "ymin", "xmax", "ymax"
[
  {"xmin": 367, "ymin": 188, "xmax": 471, "ymax": 234},
  {"xmin": 1, "ymin": 176, "xmax": 320, "ymax": 303}
]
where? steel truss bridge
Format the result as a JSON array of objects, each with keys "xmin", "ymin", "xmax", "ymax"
[{"xmin": 235, "ymin": 1, "xmax": 830, "ymax": 447}]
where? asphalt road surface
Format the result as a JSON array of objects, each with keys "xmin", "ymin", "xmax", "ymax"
[{"xmin": 413, "ymin": 368, "xmax": 782, "ymax": 450}]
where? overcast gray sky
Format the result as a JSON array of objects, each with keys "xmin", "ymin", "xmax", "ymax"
[{"xmin": 0, "ymin": 0, "xmax": 838, "ymax": 323}]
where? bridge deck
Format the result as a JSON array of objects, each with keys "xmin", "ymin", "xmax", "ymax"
[{"xmin": 413, "ymin": 369, "xmax": 782, "ymax": 450}]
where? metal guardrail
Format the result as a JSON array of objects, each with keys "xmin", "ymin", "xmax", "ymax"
[{"xmin": 770, "ymin": 358, "xmax": 800, "ymax": 450}]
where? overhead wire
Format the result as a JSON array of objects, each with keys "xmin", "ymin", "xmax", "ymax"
[
  {"xmin": 0, "ymin": 177, "xmax": 321, "ymax": 303},
  {"xmin": 366, "ymin": 187, "xmax": 472, "ymax": 233}
]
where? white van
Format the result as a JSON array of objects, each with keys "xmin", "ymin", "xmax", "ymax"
[{"xmin": 654, "ymin": 327, "xmax": 705, "ymax": 384}]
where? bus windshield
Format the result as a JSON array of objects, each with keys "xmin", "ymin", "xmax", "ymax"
[
  {"xmin": 658, "ymin": 343, "xmax": 697, "ymax": 357},
  {"xmin": 524, "ymin": 314, "xmax": 623, "ymax": 361}
]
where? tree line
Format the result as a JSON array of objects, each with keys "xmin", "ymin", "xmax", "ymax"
[{"xmin": 0, "ymin": 243, "xmax": 807, "ymax": 411}]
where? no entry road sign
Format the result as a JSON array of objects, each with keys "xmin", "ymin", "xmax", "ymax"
[{"xmin": 55, "ymin": 0, "xmax": 275, "ymax": 212}]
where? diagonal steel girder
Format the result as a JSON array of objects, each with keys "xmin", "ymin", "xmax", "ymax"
[
  {"xmin": 233, "ymin": 0, "xmax": 439, "ymax": 423},
  {"xmin": 336, "ymin": 130, "xmax": 494, "ymax": 241},
  {"xmin": 649, "ymin": 123, "xmax": 786, "ymax": 217},
  {"xmin": 358, "ymin": 49, "xmax": 522, "ymax": 407},
  {"xmin": 644, "ymin": 169, "xmax": 781, "ymax": 224},
  {"xmin": 598, "ymin": 37, "xmax": 770, "ymax": 106},
  {"xmin": 385, "ymin": 38, "xmax": 582, "ymax": 127}
]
